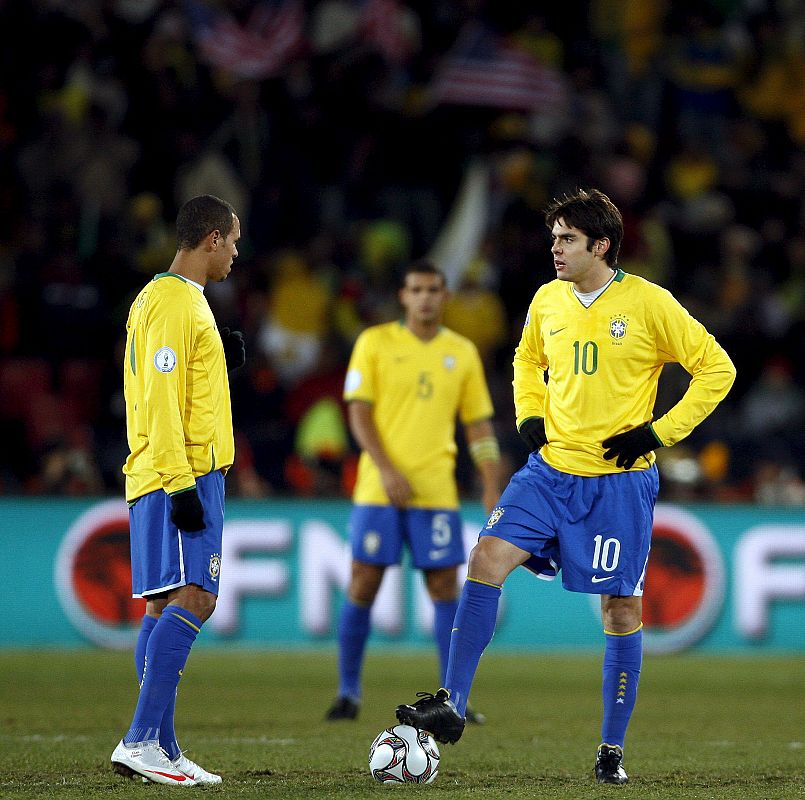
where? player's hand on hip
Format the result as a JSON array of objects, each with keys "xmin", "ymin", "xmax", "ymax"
[
  {"xmin": 602, "ymin": 424, "xmax": 662, "ymax": 470},
  {"xmin": 220, "ymin": 326, "xmax": 246, "ymax": 373},
  {"xmin": 518, "ymin": 416, "xmax": 547, "ymax": 452},
  {"xmin": 169, "ymin": 488, "xmax": 205, "ymax": 531}
]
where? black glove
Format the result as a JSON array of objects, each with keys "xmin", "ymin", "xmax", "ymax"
[
  {"xmin": 518, "ymin": 416, "xmax": 547, "ymax": 452},
  {"xmin": 169, "ymin": 488, "xmax": 205, "ymax": 531},
  {"xmin": 220, "ymin": 326, "xmax": 246, "ymax": 373},
  {"xmin": 602, "ymin": 424, "xmax": 662, "ymax": 470}
]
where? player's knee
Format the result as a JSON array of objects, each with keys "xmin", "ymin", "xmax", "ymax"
[
  {"xmin": 467, "ymin": 540, "xmax": 502, "ymax": 584},
  {"xmin": 194, "ymin": 591, "xmax": 217, "ymax": 622},
  {"xmin": 424, "ymin": 567, "xmax": 459, "ymax": 602},
  {"xmin": 172, "ymin": 584, "xmax": 217, "ymax": 622},
  {"xmin": 348, "ymin": 563, "xmax": 384, "ymax": 604},
  {"xmin": 348, "ymin": 586, "xmax": 378, "ymax": 605},
  {"xmin": 204, "ymin": 593, "xmax": 218, "ymax": 618},
  {"xmin": 601, "ymin": 596, "xmax": 641, "ymax": 632}
]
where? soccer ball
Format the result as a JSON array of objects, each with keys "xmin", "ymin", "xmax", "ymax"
[{"xmin": 368, "ymin": 724, "xmax": 440, "ymax": 784}]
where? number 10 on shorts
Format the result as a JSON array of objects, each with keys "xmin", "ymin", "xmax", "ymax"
[{"xmin": 592, "ymin": 535, "xmax": 621, "ymax": 572}]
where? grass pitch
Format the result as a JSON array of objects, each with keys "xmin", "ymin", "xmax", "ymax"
[{"xmin": 0, "ymin": 649, "xmax": 802, "ymax": 799}]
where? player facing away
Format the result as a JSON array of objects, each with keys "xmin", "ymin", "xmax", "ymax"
[
  {"xmin": 326, "ymin": 261, "xmax": 502, "ymax": 723},
  {"xmin": 396, "ymin": 189, "xmax": 736, "ymax": 784},
  {"xmin": 111, "ymin": 195, "xmax": 246, "ymax": 786}
]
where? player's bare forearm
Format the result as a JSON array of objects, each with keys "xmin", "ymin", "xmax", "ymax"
[
  {"xmin": 465, "ymin": 419, "xmax": 501, "ymax": 513},
  {"xmin": 348, "ymin": 399, "xmax": 412, "ymax": 505}
]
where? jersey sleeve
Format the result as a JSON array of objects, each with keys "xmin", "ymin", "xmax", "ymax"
[
  {"xmin": 143, "ymin": 288, "xmax": 196, "ymax": 494},
  {"xmin": 458, "ymin": 341, "xmax": 494, "ymax": 425},
  {"xmin": 649, "ymin": 287, "xmax": 737, "ymax": 446},
  {"xmin": 513, "ymin": 300, "xmax": 549, "ymax": 428},
  {"xmin": 343, "ymin": 329, "xmax": 376, "ymax": 403}
]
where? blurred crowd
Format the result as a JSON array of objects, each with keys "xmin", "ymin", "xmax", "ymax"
[{"xmin": 1, "ymin": 0, "xmax": 804, "ymax": 504}]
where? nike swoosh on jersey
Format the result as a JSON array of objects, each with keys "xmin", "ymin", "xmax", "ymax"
[
  {"xmin": 549, "ymin": 327, "xmax": 567, "ymax": 335},
  {"xmin": 591, "ymin": 575, "xmax": 616, "ymax": 583}
]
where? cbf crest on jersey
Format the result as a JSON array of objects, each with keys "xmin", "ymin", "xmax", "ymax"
[
  {"xmin": 486, "ymin": 507, "xmax": 505, "ymax": 529},
  {"xmin": 209, "ymin": 553, "xmax": 221, "ymax": 581},
  {"xmin": 443, "ymin": 355, "xmax": 456, "ymax": 371},
  {"xmin": 609, "ymin": 316, "xmax": 628, "ymax": 341}
]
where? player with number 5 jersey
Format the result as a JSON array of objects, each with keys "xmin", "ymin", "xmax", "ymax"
[
  {"xmin": 326, "ymin": 261, "xmax": 501, "ymax": 725},
  {"xmin": 395, "ymin": 189, "xmax": 736, "ymax": 786}
]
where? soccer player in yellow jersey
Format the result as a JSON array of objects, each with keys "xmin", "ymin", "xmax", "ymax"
[
  {"xmin": 326, "ymin": 261, "xmax": 502, "ymax": 722},
  {"xmin": 111, "ymin": 195, "xmax": 245, "ymax": 786},
  {"xmin": 397, "ymin": 189, "xmax": 736, "ymax": 785}
]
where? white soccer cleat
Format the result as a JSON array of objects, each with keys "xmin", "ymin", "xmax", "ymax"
[
  {"xmin": 172, "ymin": 753, "xmax": 222, "ymax": 785},
  {"xmin": 111, "ymin": 739, "xmax": 197, "ymax": 786}
]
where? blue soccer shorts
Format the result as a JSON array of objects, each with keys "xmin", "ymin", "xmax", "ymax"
[
  {"xmin": 129, "ymin": 470, "xmax": 226, "ymax": 597},
  {"xmin": 349, "ymin": 505, "xmax": 464, "ymax": 570},
  {"xmin": 481, "ymin": 454, "xmax": 659, "ymax": 596}
]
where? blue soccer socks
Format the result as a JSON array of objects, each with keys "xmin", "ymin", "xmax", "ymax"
[
  {"xmin": 445, "ymin": 578, "xmax": 501, "ymax": 717},
  {"xmin": 433, "ymin": 599, "xmax": 459, "ymax": 686},
  {"xmin": 124, "ymin": 606, "xmax": 201, "ymax": 746},
  {"xmin": 134, "ymin": 615, "xmax": 158, "ymax": 685},
  {"xmin": 336, "ymin": 599, "xmax": 371, "ymax": 701},
  {"xmin": 601, "ymin": 624, "xmax": 643, "ymax": 748},
  {"xmin": 159, "ymin": 696, "xmax": 181, "ymax": 760},
  {"xmin": 133, "ymin": 613, "xmax": 182, "ymax": 759}
]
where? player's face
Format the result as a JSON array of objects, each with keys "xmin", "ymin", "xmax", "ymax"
[
  {"xmin": 400, "ymin": 272, "xmax": 447, "ymax": 325},
  {"xmin": 550, "ymin": 218, "xmax": 608, "ymax": 289},
  {"xmin": 208, "ymin": 214, "xmax": 240, "ymax": 282}
]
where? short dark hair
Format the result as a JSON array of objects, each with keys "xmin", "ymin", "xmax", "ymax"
[
  {"xmin": 400, "ymin": 260, "xmax": 446, "ymax": 288},
  {"xmin": 544, "ymin": 188, "xmax": 623, "ymax": 266},
  {"xmin": 176, "ymin": 195, "xmax": 236, "ymax": 250}
]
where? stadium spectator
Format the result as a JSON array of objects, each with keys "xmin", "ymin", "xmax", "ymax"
[
  {"xmin": 326, "ymin": 260, "xmax": 501, "ymax": 723},
  {"xmin": 442, "ymin": 256, "xmax": 509, "ymax": 367}
]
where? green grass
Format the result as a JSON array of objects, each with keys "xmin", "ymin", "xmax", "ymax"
[{"xmin": 0, "ymin": 650, "xmax": 803, "ymax": 798}]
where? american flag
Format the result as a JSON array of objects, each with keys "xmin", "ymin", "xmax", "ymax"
[
  {"xmin": 183, "ymin": 0, "xmax": 305, "ymax": 81},
  {"xmin": 430, "ymin": 22, "xmax": 567, "ymax": 112},
  {"xmin": 360, "ymin": 0, "xmax": 412, "ymax": 65}
]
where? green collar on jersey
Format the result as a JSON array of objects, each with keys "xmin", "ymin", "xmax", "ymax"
[
  {"xmin": 613, "ymin": 268, "xmax": 625, "ymax": 282},
  {"xmin": 152, "ymin": 272, "xmax": 187, "ymax": 283}
]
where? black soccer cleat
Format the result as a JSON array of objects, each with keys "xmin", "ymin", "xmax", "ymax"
[
  {"xmin": 325, "ymin": 696, "xmax": 359, "ymax": 721},
  {"xmin": 395, "ymin": 689, "xmax": 465, "ymax": 744},
  {"xmin": 595, "ymin": 743, "xmax": 629, "ymax": 785}
]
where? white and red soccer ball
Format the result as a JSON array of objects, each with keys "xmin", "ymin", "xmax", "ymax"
[{"xmin": 368, "ymin": 724, "xmax": 440, "ymax": 784}]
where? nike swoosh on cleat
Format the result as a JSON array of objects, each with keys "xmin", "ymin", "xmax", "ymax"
[
  {"xmin": 591, "ymin": 575, "xmax": 615, "ymax": 583},
  {"xmin": 146, "ymin": 771, "xmax": 188, "ymax": 782}
]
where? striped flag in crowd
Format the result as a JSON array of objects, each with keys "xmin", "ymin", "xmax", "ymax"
[
  {"xmin": 360, "ymin": 0, "xmax": 413, "ymax": 65},
  {"xmin": 183, "ymin": 0, "xmax": 305, "ymax": 80},
  {"xmin": 430, "ymin": 22, "xmax": 567, "ymax": 112}
]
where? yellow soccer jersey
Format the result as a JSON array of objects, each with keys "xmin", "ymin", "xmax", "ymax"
[
  {"xmin": 344, "ymin": 322, "xmax": 494, "ymax": 508},
  {"xmin": 514, "ymin": 270, "xmax": 736, "ymax": 476},
  {"xmin": 123, "ymin": 272, "xmax": 235, "ymax": 501}
]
